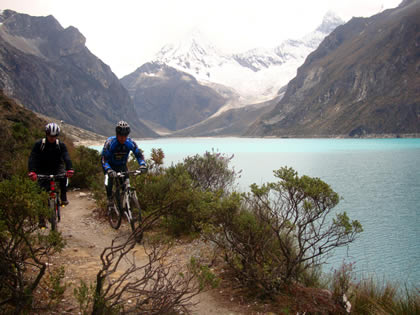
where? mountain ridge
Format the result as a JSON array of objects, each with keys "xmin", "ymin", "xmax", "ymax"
[
  {"xmin": 245, "ymin": 0, "xmax": 420, "ymax": 137},
  {"xmin": 0, "ymin": 10, "xmax": 157, "ymax": 138}
]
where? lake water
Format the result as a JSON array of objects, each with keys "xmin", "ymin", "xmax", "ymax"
[{"xmin": 94, "ymin": 137, "xmax": 420, "ymax": 286}]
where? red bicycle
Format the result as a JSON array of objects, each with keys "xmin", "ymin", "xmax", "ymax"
[{"xmin": 37, "ymin": 173, "xmax": 67, "ymax": 230}]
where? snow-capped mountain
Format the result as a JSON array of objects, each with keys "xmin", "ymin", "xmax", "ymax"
[{"xmin": 154, "ymin": 12, "xmax": 344, "ymax": 105}]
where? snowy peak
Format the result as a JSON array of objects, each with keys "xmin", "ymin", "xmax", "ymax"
[
  {"xmin": 316, "ymin": 11, "xmax": 345, "ymax": 34},
  {"xmin": 156, "ymin": 29, "xmax": 228, "ymax": 77},
  {"xmin": 152, "ymin": 12, "xmax": 345, "ymax": 103}
]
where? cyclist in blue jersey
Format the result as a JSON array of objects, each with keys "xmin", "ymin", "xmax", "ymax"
[{"xmin": 101, "ymin": 121, "xmax": 147, "ymax": 203}]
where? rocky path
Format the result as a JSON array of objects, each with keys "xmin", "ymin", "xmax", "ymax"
[{"xmin": 51, "ymin": 191, "xmax": 245, "ymax": 314}]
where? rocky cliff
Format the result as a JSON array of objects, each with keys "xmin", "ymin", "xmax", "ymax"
[
  {"xmin": 245, "ymin": 0, "xmax": 420, "ymax": 137},
  {"xmin": 0, "ymin": 10, "xmax": 156, "ymax": 138}
]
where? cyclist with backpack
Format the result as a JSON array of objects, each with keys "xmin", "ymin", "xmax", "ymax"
[
  {"xmin": 28, "ymin": 123, "xmax": 74, "ymax": 226},
  {"xmin": 101, "ymin": 121, "xmax": 147, "ymax": 205}
]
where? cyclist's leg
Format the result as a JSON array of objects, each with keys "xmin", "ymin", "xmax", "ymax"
[
  {"xmin": 58, "ymin": 164, "xmax": 68, "ymax": 205},
  {"xmin": 59, "ymin": 178, "xmax": 68, "ymax": 205},
  {"xmin": 106, "ymin": 175, "xmax": 114, "ymax": 204}
]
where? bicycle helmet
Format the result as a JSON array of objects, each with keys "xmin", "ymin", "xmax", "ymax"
[
  {"xmin": 45, "ymin": 122, "xmax": 60, "ymax": 136},
  {"xmin": 116, "ymin": 120, "xmax": 130, "ymax": 136}
]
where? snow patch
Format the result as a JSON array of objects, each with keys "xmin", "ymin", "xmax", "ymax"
[{"xmin": 153, "ymin": 12, "xmax": 344, "ymax": 105}]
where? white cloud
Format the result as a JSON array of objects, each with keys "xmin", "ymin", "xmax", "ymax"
[{"xmin": 0, "ymin": 0, "xmax": 401, "ymax": 77}]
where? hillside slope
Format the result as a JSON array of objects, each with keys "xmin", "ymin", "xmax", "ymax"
[{"xmin": 0, "ymin": 90, "xmax": 49, "ymax": 178}]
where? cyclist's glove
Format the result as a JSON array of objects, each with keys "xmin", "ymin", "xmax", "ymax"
[
  {"xmin": 66, "ymin": 169, "xmax": 74, "ymax": 178},
  {"xmin": 107, "ymin": 169, "xmax": 117, "ymax": 178},
  {"xmin": 28, "ymin": 172, "xmax": 37, "ymax": 181}
]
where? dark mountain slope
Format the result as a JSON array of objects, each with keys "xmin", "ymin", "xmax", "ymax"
[
  {"xmin": 246, "ymin": 0, "xmax": 420, "ymax": 137},
  {"xmin": 0, "ymin": 10, "xmax": 157, "ymax": 138},
  {"xmin": 120, "ymin": 62, "xmax": 227, "ymax": 131}
]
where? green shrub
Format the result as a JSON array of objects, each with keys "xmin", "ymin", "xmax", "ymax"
[
  {"xmin": 0, "ymin": 177, "xmax": 64, "ymax": 313},
  {"xmin": 0, "ymin": 122, "xmax": 43, "ymax": 179},
  {"xmin": 206, "ymin": 167, "xmax": 363, "ymax": 297},
  {"xmin": 71, "ymin": 146, "xmax": 103, "ymax": 189},
  {"xmin": 183, "ymin": 150, "xmax": 240, "ymax": 193},
  {"xmin": 134, "ymin": 162, "xmax": 219, "ymax": 236},
  {"xmin": 126, "ymin": 150, "xmax": 240, "ymax": 237}
]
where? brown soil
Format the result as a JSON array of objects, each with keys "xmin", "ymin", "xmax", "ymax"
[{"xmin": 48, "ymin": 190, "xmax": 249, "ymax": 314}]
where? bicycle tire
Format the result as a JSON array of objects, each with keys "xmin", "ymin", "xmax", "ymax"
[
  {"xmin": 49, "ymin": 198, "xmax": 57, "ymax": 231},
  {"xmin": 108, "ymin": 188, "xmax": 122, "ymax": 229},
  {"xmin": 57, "ymin": 195, "xmax": 61, "ymax": 222},
  {"xmin": 129, "ymin": 193, "xmax": 143, "ymax": 242}
]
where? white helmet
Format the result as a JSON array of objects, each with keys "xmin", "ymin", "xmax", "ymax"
[
  {"xmin": 45, "ymin": 122, "xmax": 60, "ymax": 136},
  {"xmin": 116, "ymin": 120, "xmax": 130, "ymax": 136}
]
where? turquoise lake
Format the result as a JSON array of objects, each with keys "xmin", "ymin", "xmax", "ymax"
[{"xmin": 94, "ymin": 137, "xmax": 420, "ymax": 286}]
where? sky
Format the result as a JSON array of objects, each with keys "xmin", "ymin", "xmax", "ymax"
[{"xmin": 0, "ymin": 0, "xmax": 401, "ymax": 78}]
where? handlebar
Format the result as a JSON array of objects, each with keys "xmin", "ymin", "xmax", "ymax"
[
  {"xmin": 104, "ymin": 168, "xmax": 147, "ymax": 186},
  {"xmin": 115, "ymin": 169, "xmax": 147, "ymax": 177},
  {"xmin": 38, "ymin": 173, "xmax": 67, "ymax": 180}
]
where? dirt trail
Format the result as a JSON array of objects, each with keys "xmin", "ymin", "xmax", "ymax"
[{"xmin": 53, "ymin": 191, "xmax": 244, "ymax": 314}]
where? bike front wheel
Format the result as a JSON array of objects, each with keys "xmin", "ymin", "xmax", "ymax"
[
  {"xmin": 108, "ymin": 192, "xmax": 122, "ymax": 229},
  {"xmin": 49, "ymin": 197, "xmax": 58, "ymax": 231},
  {"xmin": 129, "ymin": 193, "xmax": 143, "ymax": 242}
]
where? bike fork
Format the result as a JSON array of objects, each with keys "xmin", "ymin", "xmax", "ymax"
[
  {"xmin": 123, "ymin": 193, "xmax": 133, "ymax": 222},
  {"xmin": 50, "ymin": 181, "xmax": 60, "ymax": 222}
]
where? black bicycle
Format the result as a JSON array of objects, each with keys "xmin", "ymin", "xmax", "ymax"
[
  {"xmin": 37, "ymin": 173, "xmax": 67, "ymax": 231},
  {"xmin": 105, "ymin": 169, "xmax": 145, "ymax": 241}
]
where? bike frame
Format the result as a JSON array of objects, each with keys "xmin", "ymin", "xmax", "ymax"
[
  {"xmin": 38, "ymin": 174, "xmax": 67, "ymax": 229},
  {"xmin": 105, "ymin": 170, "xmax": 143, "ymax": 225}
]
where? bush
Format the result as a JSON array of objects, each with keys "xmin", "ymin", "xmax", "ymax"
[
  {"xmin": 88, "ymin": 237, "xmax": 219, "ymax": 314},
  {"xmin": 134, "ymin": 163, "xmax": 220, "ymax": 236},
  {"xmin": 0, "ymin": 177, "xmax": 64, "ymax": 313},
  {"xmin": 206, "ymin": 167, "xmax": 363, "ymax": 297},
  {"xmin": 71, "ymin": 146, "xmax": 103, "ymax": 189},
  {"xmin": 0, "ymin": 121, "xmax": 44, "ymax": 180},
  {"xmin": 183, "ymin": 150, "xmax": 240, "ymax": 193},
  {"xmin": 130, "ymin": 150, "xmax": 240, "ymax": 237}
]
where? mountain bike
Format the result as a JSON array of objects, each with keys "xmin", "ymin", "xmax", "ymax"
[
  {"xmin": 38, "ymin": 173, "xmax": 67, "ymax": 231},
  {"xmin": 105, "ymin": 169, "xmax": 146, "ymax": 241}
]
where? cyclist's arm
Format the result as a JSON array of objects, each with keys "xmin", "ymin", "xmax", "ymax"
[
  {"xmin": 101, "ymin": 138, "xmax": 113, "ymax": 172},
  {"xmin": 60, "ymin": 142, "xmax": 73, "ymax": 170},
  {"xmin": 130, "ymin": 139, "xmax": 146, "ymax": 166}
]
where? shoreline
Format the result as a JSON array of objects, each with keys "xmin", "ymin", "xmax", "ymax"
[{"xmin": 77, "ymin": 134, "xmax": 420, "ymax": 148}]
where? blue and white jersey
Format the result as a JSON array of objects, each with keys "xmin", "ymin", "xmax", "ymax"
[{"xmin": 101, "ymin": 136, "xmax": 145, "ymax": 172}]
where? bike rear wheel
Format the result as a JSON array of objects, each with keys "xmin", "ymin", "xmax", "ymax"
[
  {"xmin": 108, "ymin": 189, "xmax": 122, "ymax": 229},
  {"xmin": 129, "ymin": 193, "xmax": 143, "ymax": 242}
]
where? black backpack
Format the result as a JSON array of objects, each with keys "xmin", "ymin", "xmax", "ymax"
[{"xmin": 40, "ymin": 138, "xmax": 61, "ymax": 151}]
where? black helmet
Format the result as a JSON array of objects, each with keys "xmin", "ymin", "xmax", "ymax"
[
  {"xmin": 45, "ymin": 122, "xmax": 60, "ymax": 136},
  {"xmin": 116, "ymin": 121, "xmax": 130, "ymax": 136}
]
